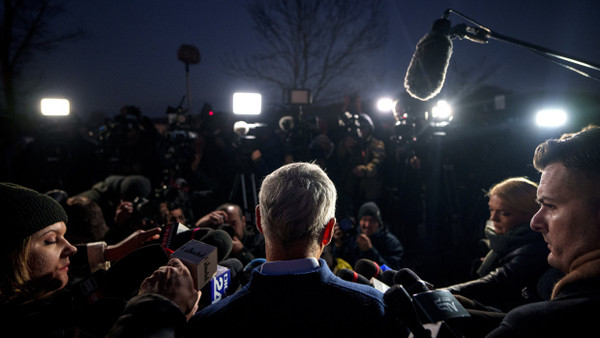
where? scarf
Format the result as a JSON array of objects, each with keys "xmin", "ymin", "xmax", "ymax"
[
  {"xmin": 477, "ymin": 221, "xmax": 541, "ymax": 277},
  {"xmin": 551, "ymin": 249, "xmax": 600, "ymax": 299}
]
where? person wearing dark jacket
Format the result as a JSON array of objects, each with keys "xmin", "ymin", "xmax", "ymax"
[
  {"xmin": 0, "ymin": 182, "xmax": 161, "ymax": 337},
  {"xmin": 444, "ymin": 177, "xmax": 550, "ymax": 312},
  {"xmin": 109, "ymin": 162, "xmax": 401, "ymax": 337},
  {"xmin": 486, "ymin": 126, "xmax": 600, "ymax": 337},
  {"xmin": 332, "ymin": 201, "xmax": 404, "ymax": 270}
]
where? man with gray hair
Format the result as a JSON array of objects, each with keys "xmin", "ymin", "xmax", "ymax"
[
  {"xmin": 189, "ymin": 162, "xmax": 397, "ymax": 336},
  {"xmin": 487, "ymin": 125, "xmax": 600, "ymax": 337}
]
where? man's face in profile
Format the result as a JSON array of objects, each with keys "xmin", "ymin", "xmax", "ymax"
[{"xmin": 530, "ymin": 162, "xmax": 600, "ymax": 272}]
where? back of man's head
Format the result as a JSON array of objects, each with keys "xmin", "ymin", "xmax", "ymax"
[{"xmin": 258, "ymin": 162, "xmax": 337, "ymax": 246}]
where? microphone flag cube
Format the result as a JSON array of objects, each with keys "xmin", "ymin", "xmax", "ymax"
[{"xmin": 172, "ymin": 240, "xmax": 218, "ymax": 290}]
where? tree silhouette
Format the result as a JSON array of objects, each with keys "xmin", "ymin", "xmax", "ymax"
[
  {"xmin": 223, "ymin": 0, "xmax": 388, "ymax": 106},
  {"xmin": 1, "ymin": 0, "xmax": 83, "ymax": 122}
]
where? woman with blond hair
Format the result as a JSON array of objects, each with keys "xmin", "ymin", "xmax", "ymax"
[{"xmin": 445, "ymin": 177, "xmax": 551, "ymax": 312}]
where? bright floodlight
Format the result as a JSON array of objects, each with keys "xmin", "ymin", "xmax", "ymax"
[
  {"xmin": 536, "ymin": 109, "xmax": 567, "ymax": 127},
  {"xmin": 377, "ymin": 97, "xmax": 395, "ymax": 112},
  {"xmin": 233, "ymin": 92, "xmax": 261, "ymax": 115},
  {"xmin": 430, "ymin": 100, "xmax": 453, "ymax": 127},
  {"xmin": 41, "ymin": 98, "xmax": 70, "ymax": 116}
]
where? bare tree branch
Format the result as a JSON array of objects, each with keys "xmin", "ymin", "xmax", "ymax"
[{"xmin": 221, "ymin": 0, "xmax": 388, "ymax": 106}]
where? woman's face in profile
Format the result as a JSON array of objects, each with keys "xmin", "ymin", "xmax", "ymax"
[
  {"xmin": 488, "ymin": 195, "xmax": 532, "ymax": 234},
  {"xmin": 27, "ymin": 222, "xmax": 77, "ymax": 291}
]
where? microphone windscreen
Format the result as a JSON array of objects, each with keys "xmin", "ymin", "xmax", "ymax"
[
  {"xmin": 380, "ymin": 269, "xmax": 397, "ymax": 286},
  {"xmin": 200, "ymin": 229, "xmax": 232, "ymax": 263},
  {"xmin": 394, "ymin": 268, "xmax": 430, "ymax": 295},
  {"xmin": 103, "ymin": 244, "xmax": 169, "ymax": 299},
  {"xmin": 404, "ymin": 18, "xmax": 453, "ymax": 101},
  {"xmin": 354, "ymin": 258, "xmax": 381, "ymax": 280},
  {"xmin": 220, "ymin": 257, "xmax": 244, "ymax": 294},
  {"xmin": 384, "ymin": 285, "xmax": 432, "ymax": 338},
  {"xmin": 336, "ymin": 268, "xmax": 372, "ymax": 286},
  {"xmin": 219, "ymin": 258, "xmax": 243, "ymax": 279}
]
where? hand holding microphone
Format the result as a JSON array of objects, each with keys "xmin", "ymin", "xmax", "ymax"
[{"xmin": 140, "ymin": 258, "xmax": 201, "ymax": 320}]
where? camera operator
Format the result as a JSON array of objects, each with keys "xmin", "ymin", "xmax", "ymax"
[
  {"xmin": 334, "ymin": 109, "xmax": 386, "ymax": 218},
  {"xmin": 75, "ymin": 174, "xmax": 160, "ymax": 244},
  {"xmin": 96, "ymin": 105, "xmax": 162, "ymax": 184}
]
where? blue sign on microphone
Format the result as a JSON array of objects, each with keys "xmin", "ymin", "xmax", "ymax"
[{"xmin": 210, "ymin": 265, "xmax": 231, "ymax": 304}]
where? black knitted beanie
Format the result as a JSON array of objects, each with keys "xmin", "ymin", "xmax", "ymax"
[
  {"xmin": 0, "ymin": 183, "xmax": 68, "ymax": 248},
  {"xmin": 358, "ymin": 201, "xmax": 383, "ymax": 226}
]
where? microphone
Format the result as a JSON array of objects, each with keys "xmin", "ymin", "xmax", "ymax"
[
  {"xmin": 336, "ymin": 268, "xmax": 372, "ymax": 286},
  {"xmin": 404, "ymin": 18, "xmax": 453, "ymax": 101},
  {"xmin": 160, "ymin": 223, "xmax": 212, "ymax": 252},
  {"xmin": 354, "ymin": 258, "xmax": 381, "ymax": 280},
  {"xmin": 168, "ymin": 227, "xmax": 233, "ymax": 263},
  {"xmin": 220, "ymin": 258, "xmax": 244, "ymax": 295},
  {"xmin": 394, "ymin": 268, "xmax": 431, "ymax": 295},
  {"xmin": 354, "ymin": 258, "xmax": 390, "ymax": 292},
  {"xmin": 199, "ymin": 229, "xmax": 233, "ymax": 263},
  {"xmin": 381, "ymin": 269, "xmax": 397, "ymax": 286},
  {"xmin": 384, "ymin": 285, "xmax": 431, "ymax": 338},
  {"xmin": 394, "ymin": 268, "xmax": 469, "ymax": 337}
]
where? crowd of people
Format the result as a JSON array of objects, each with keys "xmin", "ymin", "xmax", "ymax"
[{"xmin": 2, "ymin": 100, "xmax": 600, "ymax": 336}]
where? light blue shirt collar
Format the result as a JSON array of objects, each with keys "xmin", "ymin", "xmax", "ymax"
[{"xmin": 259, "ymin": 257, "xmax": 320, "ymax": 275}]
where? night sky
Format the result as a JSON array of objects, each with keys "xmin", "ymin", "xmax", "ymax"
[{"xmin": 30, "ymin": 0, "xmax": 600, "ymax": 122}]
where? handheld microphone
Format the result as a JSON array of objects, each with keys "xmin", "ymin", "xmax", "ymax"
[
  {"xmin": 161, "ymin": 223, "xmax": 212, "ymax": 252},
  {"xmin": 219, "ymin": 257, "xmax": 244, "ymax": 295},
  {"xmin": 171, "ymin": 240, "xmax": 219, "ymax": 290},
  {"xmin": 381, "ymin": 269, "xmax": 398, "ymax": 286},
  {"xmin": 336, "ymin": 268, "xmax": 372, "ymax": 286},
  {"xmin": 404, "ymin": 18, "xmax": 453, "ymax": 101},
  {"xmin": 394, "ymin": 268, "xmax": 469, "ymax": 338},
  {"xmin": 199, "ymin": 229, "xmax": 233, "ymax": 263},
  {"xmin": 384, "ymin": 285, "xmax": 432, "ymax": 338},
  {"xmin": 354, "ymin": 258, "xmax": 390, "ymax": 292},
  {"xmin": 354, "ymin": 258, "xmax": 381, "ymax": 280}
]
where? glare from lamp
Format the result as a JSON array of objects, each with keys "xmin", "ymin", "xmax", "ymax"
[
  {"xmin": 376, "ymin": 97, "xmax": 395, "ymax": 112},
  {"xmin": 233, "ymin": 121, "xmax": 250, "ymax": 136},
  {"xmin": 535, "ymin": 109, "xmax": 567, "ymax": 127},
  {"xmin": 432, "ymin": 100, "xmax": 452, "ymax": 120},
  {"xmin": 233, "ymin": 92, "xmax": 261, "ymax": 115},
  {"xmin": 41, "ymin": 98, "xmax": 70, "ymax": 116}
]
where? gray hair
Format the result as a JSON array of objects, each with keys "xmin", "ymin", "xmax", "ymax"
[{"xmin": 258, "ymin": 162, "xmax": 337, "ymax": 246}]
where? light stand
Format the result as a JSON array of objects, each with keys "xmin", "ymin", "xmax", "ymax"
[{"xmin": 177, "ymin": 44, "xmax": 200, "ymax": 111}]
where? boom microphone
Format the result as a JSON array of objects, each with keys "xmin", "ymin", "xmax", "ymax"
[{"xmin": 404, "ymin": 18, "xmax": 453, "ymax": 101}]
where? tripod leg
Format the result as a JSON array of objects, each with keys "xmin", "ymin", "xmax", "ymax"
[
  {"xmin": 240, "ymin": 173, "xmax": 248, "ymax": 211},
  {"xmin": 250, "ymin": 173, "xmax": 258, "ymax": 208},
  {"xmin": 229, "ymin": 174, "xmax": 241, "ymax": 202}
]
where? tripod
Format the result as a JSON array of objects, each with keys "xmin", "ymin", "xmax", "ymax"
[{"xmin": 228, "ymin": 155, "xmax": 258, "ymax": 221}]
